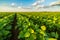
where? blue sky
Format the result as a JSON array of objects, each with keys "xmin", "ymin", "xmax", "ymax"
[
  {"xmin": 0, "ymin": 0, "xmax": 60, "ymax": 12},
  {"xmin": 0, "ymin": 0, "xmax": 57, "ymax": 6}
]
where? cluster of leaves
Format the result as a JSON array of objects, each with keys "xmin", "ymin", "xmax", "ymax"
[{"xmin": 17, "ymin": 14, "xmax": 60, "ymax": 40}]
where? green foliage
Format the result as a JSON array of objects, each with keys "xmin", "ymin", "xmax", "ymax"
[
  {"xmin": 0, "ymin": 13, "xmax": 14, "ymax": 40},
  {"xmin": 17, "ymin": 12, "xmax": 60, "ymax": 40},
  {"xmin": 0, "ymin": 12, "xmax": 60, "ymax": 40}
]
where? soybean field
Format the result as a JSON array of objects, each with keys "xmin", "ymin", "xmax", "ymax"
[{"xmin": 0, "ymin": 12, "xmax": 60, "ymax": 40}]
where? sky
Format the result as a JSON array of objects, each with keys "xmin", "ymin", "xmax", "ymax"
[{"xmin": 0, "ymin": 0, "xmax": 60, "ymax": 12}]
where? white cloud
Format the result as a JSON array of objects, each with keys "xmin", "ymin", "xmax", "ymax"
[
  {"xmin": 32, "ymin": 0, "xmax": 45, "ymax": 6},
  {"xmin": 36, "ymin": 0, "xmax": 45, "ymax": 3},
  {"xmin": 18, "ymin": 6, "xmax": 22, "ymax": 9},
  {"xmin": 33, "ymin": 1, "xmax": 60, "ymax": 9},
  {"xmin": 11, "ymin": 3, "xmax": 16, "ymax": 7},
  {"xmin": 32, "ymin": 1, "xmax": 40, "ymax": 7},
  {"xmin": 32, "ymin": 0, "xmax": 45, "ymax": 9},
  {"xmin": 50, "ymin": 1, "xmax": 60, "ymax": 6},
  {"xmin": 34, "ymin": 5, "xmax": 45, "ymax": 9}
]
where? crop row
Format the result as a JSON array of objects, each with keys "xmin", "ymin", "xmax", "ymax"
[{"xmin": 0, "ymin": 13, "xmax": 15, "ymax": 40}]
